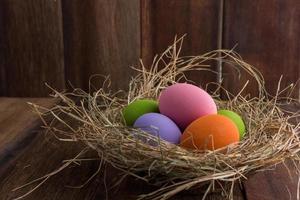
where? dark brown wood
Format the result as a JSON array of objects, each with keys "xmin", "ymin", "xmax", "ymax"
[
  {"xmin": 141, "ymin": 0, "xmax": 221, "ymax": 90},
  {"xmin": 61, "ymin": 0, "xmax": 140, "ymax": 92},
  {"xmin": 141, "ymin": 0, "xmax": 154, "ymax": 69},
  {"xmin": 0, "ymin": 98, "xmax": 57, "ymax": 176},
  {"xmin": 0, "ymin": 0, "xmax": 65, "ymax": 97},
  {"xmin": 0, "ymin": 5, "xmax": 5, "ymax": 97},
  {"xmin": 222, "ymin": 0, "xmax": 300, "ymax": 98},
  {"xmin": 244, "ymin": 160, "xmax": 300, "ymax": 200},
  {"xmin": 0, "ymin": 98, "xmax": 57, "ymax": 152},
  {"xmin": 1, "ymin": 0, "xmax": 299, "ymax": 100}
]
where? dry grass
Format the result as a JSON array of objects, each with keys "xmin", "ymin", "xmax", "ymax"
[{"xmin": 18, "ymin": 36, "xmax": 300, "ymax": 200}]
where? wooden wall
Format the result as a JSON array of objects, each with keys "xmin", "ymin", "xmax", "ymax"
[
  {"xmin": 141, "ymin": 0, "xmax": 221, "ymax": 90},
  {"xmin": 61, "ymin": 0, "xmax": 140, "ymax": 92},
  {"xmin": 0, "ymin": 0, "xmax": 65, "ymax": 97},
  {"xmin": 0, "ymin": 0, "xmax": 299, "ymax": 98},
  {"xmin": 223, "ymin": 0, "xmax": 300, "ymax": 97}
]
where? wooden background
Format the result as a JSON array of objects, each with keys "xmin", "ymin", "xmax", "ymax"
[
  {"xmin": 0, "ymin": 1, "xmax": 300, "ymax": 199},
  {"xmin": 0, "ymin": 0, "xmax": 299, "ymax": 99}
]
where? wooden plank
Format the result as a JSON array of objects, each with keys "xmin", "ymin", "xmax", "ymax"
[
  {"xmin": 0, "ymin": 98, "xmax": 57, "ymax": 176},
  {"xmin": 0, "ymin": 131, "xmax": 102, "ymax": 200},
  {"xmin": 0, "ymin": 5, "xmax": 5, "ymax": 96},
  {"xmin": 0, "ymin": 98, "xmax": 56, "ymax": 150},
  {"xmin": 222, "ymin": 0, "xmax": 300, "ymax": 98},
  {"xmin": 141, "ymin": 0, "xmax": 221, "ymax": 90},
  {"xmin": 0, "ymin": 0, "xmax": 65, "ymax": 97},
  {"xmin": 244, "ymin": 160, "xmax": 300, "ymax": 200},
  {"xmin": 61, "ymin": 0, "xmax": 140, "ymax": 92}
]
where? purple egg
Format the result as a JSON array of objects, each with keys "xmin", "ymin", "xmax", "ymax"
[{"xmin": 133, "ymin": 113, "xmax": 181, "ymax": 144}]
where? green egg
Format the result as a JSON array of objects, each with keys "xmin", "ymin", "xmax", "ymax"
[
  {"xmin": 218, "ymin": 109, "xmax": 246, "ymax": 139},
  {"xmin": 122, "ymin": 99, "xmax": 159, "ymax": 126}
]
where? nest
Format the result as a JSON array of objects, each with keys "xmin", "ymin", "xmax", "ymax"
[{"xmin": 26, "ymin": 36, "xmax": 300, "ymax": 200}]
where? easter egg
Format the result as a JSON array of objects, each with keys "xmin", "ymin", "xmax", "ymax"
[
  {"xmin": 122, "ymin": 99, "xmax": 159, "ymax": 126},
  {"xmin": 218, "ymin": 109, "xmax": 246, "ymax": 139},
  {"xmin": 180, "ymin": 114, "xmax": 239, "ymax": 150},
  {"xmin": 159, "ymin": 83, "xmax": 217, "ymax": 129},
  {"xmin": 133, "ymin": 113, "xmax": 181, "ymax": 144}
]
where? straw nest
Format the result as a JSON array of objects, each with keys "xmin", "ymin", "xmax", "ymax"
[{"xmin": 28, "ymin": 36, "xmax": 300, "ymax": 200}]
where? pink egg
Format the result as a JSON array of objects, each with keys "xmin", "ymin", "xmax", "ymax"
[{"xmin": 158, "ymin": 83, "xmax": 217, "ymax": 129}]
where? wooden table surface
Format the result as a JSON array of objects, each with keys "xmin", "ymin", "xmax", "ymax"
[{"xmin": 0, "ymin": 98, "xmax": 299, "ymax": 200}]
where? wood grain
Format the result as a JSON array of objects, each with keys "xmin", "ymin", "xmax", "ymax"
[
  {"xmin": 244, "ymin": 160, "xmax": 300, "ymax": 200},
  {"xmin": 0, "ymin": 98, "xmax": 57, "ymax": 176},
  {"xmin": 61, "ymin": 0, "xmax": 140, "ymax": 92},
  {"xmin": 0, "ymin": 0, "xmax": 65, "ymax": 97},
  {"xmin": 141, "ymin": 0, "xmax": 221, "ymax": 90},
  {"xmin": 222, "ymin": 0, "xmax": 300, "ymax": 98},
  {"xmin": 0, "ymin": 5, "xmax": 5, "ymax": 97}
]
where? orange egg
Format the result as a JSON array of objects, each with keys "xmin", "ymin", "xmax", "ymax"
[{"xmin": 180, "ymin": 114, "xmax": 240, "ymax": 150}]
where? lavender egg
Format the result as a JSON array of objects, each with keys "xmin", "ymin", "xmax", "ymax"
[{"xmin": 133, "ymin": 113, "xmax": 181, "ymax": 144}]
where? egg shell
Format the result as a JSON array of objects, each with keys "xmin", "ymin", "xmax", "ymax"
[
  {"xmin": 180, "ymin": 114, "xmax": 239, "ymax": 150},
  {"xmin": 218, "ymin": 109, "xmax": 246, "ymax": 139},
  {"xmin": 159, "ymin": 83, "xmax": 217, "ymax": 129},
  {"xmin": 133, "ymin": 113, "xmax": 181, "ymax": 144},
  {"xmin": 122, "ymin": 99, "xmax": 159, "ymax": 126}
]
